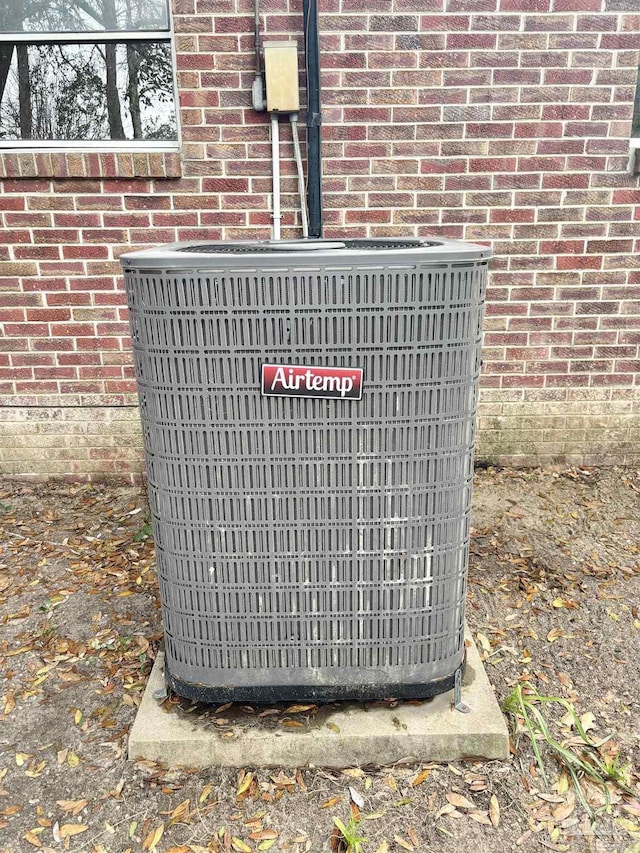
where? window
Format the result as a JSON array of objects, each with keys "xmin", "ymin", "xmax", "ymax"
[{"xmin": 0, "ymin": 1, "xmax": 178, "ymax": 147}]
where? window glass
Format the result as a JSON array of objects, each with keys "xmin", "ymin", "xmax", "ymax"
[
  {"xmin": 0, "ymin": 42, "xmax": 177, "ymax": 141},
  {"xmin": 0, "ymin": 0, "xmax": 169, "ymax": 34}
]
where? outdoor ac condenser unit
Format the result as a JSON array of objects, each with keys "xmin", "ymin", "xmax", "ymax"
[{"xmin": 120, "ymin": 238, "xmax": 490, "ymax": 703}]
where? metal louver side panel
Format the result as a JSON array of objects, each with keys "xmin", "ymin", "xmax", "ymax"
[{"xmin": 124, "ymin": 255, "xmax": 488, "ymax": 700}]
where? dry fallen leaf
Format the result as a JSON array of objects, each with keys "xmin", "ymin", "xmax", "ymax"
[
  {"xmin": 231, "ymin": 838, "xmax": 252, "ymax": 853},
  {"xmin": 296, "ymin": 768, "xmax": 307, "ymax": 793},
  {"xmin": 236, "ymin": 772, "xmax": 253, "ymax": 798},
  {"xmin": 67, "ymin": 752, "xmax": 80, "ymax": 768},
  {"xmin": 142, "ymin": 823, "xmax": 164, "ymax": 851},
  {"xmin": 435, "ymin": 803, "xmax": 457, "ymax": 820},
  {"xmin": 622, "ymin": 801, "xmax": 640, "ymax": 819},
  {"xmin": 446, "ymin": 792, "xmax": 477, "ymax": 811},
  {"xmin": 411, "ymin": 768, "xmax": 431, "ymax": 787},
  {"xmin": 579, "ymin": 712, "xmax": 596, "ymax": 732},
  {"xmin": 349, "ymin": 786, "xmax": 365, "ymax": 809},
  {"xmin": 547, "ymin": 627, "xmax": 564, "ymax": 643},
  {"xmin": 615, "ymin": 817, "xmax": 640, "ymax": 836},
  {"xmin": 464, "ymin": 772, "xmax": 489, "ymax": 792},
  {"xmin": 249, "ymin": 829, "xmax": 278, "ymax": 841},
  {"xmin": 199, "ymin": 782, "xmax": 214, "ymax": 804},
  {"xmin": 56, "ymin": 799, "xmax": 88, "ymax": 816},
  {"xmin": 489, "ymin": 794, "xmax": 500, "ymax": 828},
  {"xmin": 476, "ymin": 632, "xmax": 491, "ymax": 652},
  {"xmin": 537, "ymin": 793, "xmax": 565, "ymax": 804},
  {"xmin": 552, "ymin": 799, "xmax": 575, "ymax": 822},
  {"xmin": 393, "ymin": 835, "xmax": 414, "ymax": 851},
  {"xmin": 58, "ymin": 824, "xmax": 89, "ymax": 839},
  {"xmin": 321, "ymin": 797, "xmax": 342, "ymax": 809},
  {"xmin": 343, "ymin": 768, "xmax": 365, "ymax": 778},
  {"xmin": 169, "ymin": 798, "xmax": 191, "ymax": 824},
  {"xmin": 468, "ymin": 810, "xmax": 492, "ymax": 825},
  {"xmin": 3, "ymin": 692, "xmax": 15, "ymax": 716}
]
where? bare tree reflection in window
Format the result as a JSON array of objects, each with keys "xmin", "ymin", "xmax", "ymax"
[
  {"xmin": 2, "ymin": 1, "xmax": 168, "ymax": 33},
  {"xmin": 0, "ymin": 0, "xmax": 175, "ymax": 142},
  {"xmin": 16, "ymin": 45, "xmax": 32, "ymax": 138},
  {"xmin": 0, "ymin": 2, "xmax": 48, "ymax": 138}
]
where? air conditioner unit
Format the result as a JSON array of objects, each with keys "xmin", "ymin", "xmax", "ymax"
[{"xmin": 120, "ymin": 238, "xmax": 490, "ymax": 703}]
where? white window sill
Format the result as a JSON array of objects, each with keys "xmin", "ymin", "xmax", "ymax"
[{"xmin": 0, "ymin": 142, "xmax": 180, "ymax": 153}]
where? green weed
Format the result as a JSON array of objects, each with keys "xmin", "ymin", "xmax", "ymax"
[
  {"xmin": 134, "ymin": 521, "xmax": 153, "ymax": 542},
  {"xmin": 503, "ymin": 680, "xmax": 633, "ymax": 820},
  {"xmin": 332, "ymin": 816, "xmax": 368, "ymax": 853}
]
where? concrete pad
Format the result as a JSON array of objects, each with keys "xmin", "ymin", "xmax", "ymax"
[{"xmin": 128, "ymin": 634, "xmax": 510, "ymax": 768}]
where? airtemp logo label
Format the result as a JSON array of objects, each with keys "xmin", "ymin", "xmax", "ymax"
[{"xmin": 261, "ymin": 363, "xmax": 364, "ymax": 400}]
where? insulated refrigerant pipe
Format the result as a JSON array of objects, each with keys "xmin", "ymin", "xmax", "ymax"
[
  {"xmin": 290, "ymin": 114, "xmax": 309, "ymax": 239},
  {"xmin": 302, "ymin": 0, "xmax": 323, "ymax": 238},
  {"xmin": 253, "ymin": 0, "xmax": 262, "ymax": 73}
]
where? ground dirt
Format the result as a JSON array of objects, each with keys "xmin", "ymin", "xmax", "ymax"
[{"xmin": 0, "ymin": 467, "xmax": 639, "ymax": 853}]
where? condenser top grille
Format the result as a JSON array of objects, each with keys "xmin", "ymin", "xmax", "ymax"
[
  {"xmin": 120, "ymin": 237, "xmax": 491, "ymax": 270},
  {"xmin": 179, "ymin": 239, "xmax": 438, "ymax": 254},
  {"xmin": 348, "ymin": 239, "xmax": 438, "ymax": 250}
]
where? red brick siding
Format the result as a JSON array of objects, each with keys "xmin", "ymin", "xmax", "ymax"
[{"xmin": 1, "ymin": 0, "xmax": 639, "ymax": 471}]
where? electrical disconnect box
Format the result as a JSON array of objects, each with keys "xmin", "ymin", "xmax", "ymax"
[{"xmin": 263, "ymin": 41, "xmax": 300, "ymax": 113}]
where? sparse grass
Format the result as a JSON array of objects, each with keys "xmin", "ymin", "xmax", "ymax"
[
  {"xmin": 134, "ymin": 520, "xmax": 153, "ymax": 542},
  {"xmin": 503, "ymin": 680, "xmax": 634, "ymax": 820},
  {"xmin": 332, "ymin": 816, "xmax": 368, "ymax": 853}
]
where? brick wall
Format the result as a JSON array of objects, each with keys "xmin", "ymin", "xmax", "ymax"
[{"xmin": 1, "ymin": 0, "xmax": 640, "ymax": 478}]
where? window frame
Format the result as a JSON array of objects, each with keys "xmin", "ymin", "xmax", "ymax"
[{"xmin": 0, "ymin": 10, "xmax": 181, "ymax": 152}]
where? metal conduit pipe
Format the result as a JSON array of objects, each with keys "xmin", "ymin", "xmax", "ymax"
[
  {"xmin": 251, "ymin": 0, "xmax": 265, "ymax": 111},
  {"xmin": 271, "ymin": 114, "xmax": 281, "ymax": 240}
]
